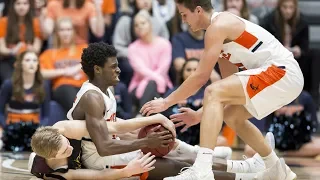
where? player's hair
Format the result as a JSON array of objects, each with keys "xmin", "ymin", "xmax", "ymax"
[
  {"xmin": 81, "ymin": 42, "xmax": 117, "ymax": 80},
  {"xmin": 175, "ymin": 0, "xmax": 213, "ymax": 12},
  {"xmin": 31, "ymin": 127, "xmax": 62, "ymax": 159}
]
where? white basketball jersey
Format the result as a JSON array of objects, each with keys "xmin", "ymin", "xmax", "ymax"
[
  {"xmin": 213, "ymin": 12, "xmax": 294, "ymax": 71},
  {"xmin": 67, "ymin": 80, "xmax": 117, "ymax": 139}
]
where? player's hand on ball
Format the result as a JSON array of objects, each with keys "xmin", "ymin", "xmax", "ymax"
[
  {"xmin": 170, "ymin": 107, "xmax": 201, "ymax": 133},
  {"xmin": 154, "ymin": 114, "xmax": 176, "ymax": 138},
  {"xmin": 124, "ymin": 152, "xmax": 156, "ymax": 177},
  {"xmin": 140, "ymin": 97, "xmax": 169, "ymax": 116},
  {"xmin": 145, "ymin": 125, "xmax": 173, "ymax": 148}
]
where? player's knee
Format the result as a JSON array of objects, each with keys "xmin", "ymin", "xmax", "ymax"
[{"xmin": 204, "ymin": 82, "xmax": 225, "ymax": 102}]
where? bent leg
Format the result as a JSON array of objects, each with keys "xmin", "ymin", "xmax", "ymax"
[
  {"xmin": 223, "ymin": 104, "xmax": 272, "ymax": 157},
  {"xmin": 200, "ymin": 75, "xmax": 246, "ymax": 150},
  {"xmin": 201, "ymin": 75, "xmax": 272, "ymax": 157}
]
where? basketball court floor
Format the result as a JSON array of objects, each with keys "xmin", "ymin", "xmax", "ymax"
[{"xmin": 0, "ymin": 151, "xmax": 319, "ymax": 180}]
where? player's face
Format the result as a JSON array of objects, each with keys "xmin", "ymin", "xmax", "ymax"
[
  {"xmin": 280, "ymin": 0, "xmax": 296, "ymax": 21},
  {"xmin": 183, "ymin": 61, "xmax": 199, "ymax": 80},
  {"xmin": 136, "ymin": 0, "xmax": 152, "ymax": 11},
  {"xmin": 58, "ymin": 20, "xmax": 74, "ymax": 45},
  {"xmin": 226, "ymin": 0, "xmax": 243, "ymax": 11},
  {"xmin": 55, "ymin": 135, "xmax": 73, "ymax": 159},
  {"xmin": 21, "ymin": 52, "xmax": 39, "ymax": 74},
  {"xmin": 102, "ymin": 57, "xmax": 121, "ymax": 86},
  {"xmin": 14, "ymin": 0, "xmax": 30, "ymax": 17},
  {"xmin": 134, "ymin": 15, "xmax": 152, "ymax": 38},
  {"xmin": 177, "ymin": 3, "xmax": 201, "ymax": 32}
]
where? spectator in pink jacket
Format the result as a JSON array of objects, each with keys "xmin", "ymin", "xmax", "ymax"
[{"xmin": 128, "ymin": 10, "xmax": 173, "ymax": 111}]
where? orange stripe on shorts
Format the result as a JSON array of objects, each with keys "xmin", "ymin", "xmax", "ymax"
[
  {"xmin": 234, "ymin": 31, "xmax": 258, "ymax": 49},
  {"xmin": 246, "ymin": 65, "xmax": 286, "ymax": 99}
]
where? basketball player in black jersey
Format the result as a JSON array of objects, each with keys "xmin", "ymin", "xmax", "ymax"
[{"xmin": 30, "ymin": 115, "xmax": 263, "ymax": 180}]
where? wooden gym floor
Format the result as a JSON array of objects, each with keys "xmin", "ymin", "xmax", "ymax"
[{"xmin": 0, "ymin": 151, "xmax": 319, "ymax": 180}]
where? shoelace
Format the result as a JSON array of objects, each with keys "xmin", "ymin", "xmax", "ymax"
[{"xmin": 172, "ymin": 167, "xmax": 199, "ymax": 180}]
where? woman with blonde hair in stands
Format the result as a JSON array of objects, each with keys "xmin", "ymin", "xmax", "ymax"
[
  {"xmin": 0, "ymin": 0, "xmax": 43, "ymax": 85},
  {"xmin": 40, "ymin": 17, "xmax": 87, "ymax": 116},
  {"xmin": 0, "ymin": 50, "xmax": 49, "ymax": 151},
  {"xmin": 223, "ymin": 0, "xmax": 259, "ymax": 24},
  {"xmin": 128, "ymin": 9, "xmax": 172, "ymax": 113}
]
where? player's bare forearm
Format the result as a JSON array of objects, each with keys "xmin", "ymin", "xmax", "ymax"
[
  {"xmin": 86, "ymin": 116, "xmax": 150, "ymax": 156},
  {"xmin": 112, "ymin": 114, "xmax": 165, "ymax": 134},
  {"xmin": 165, "ymin": 72, "xmax": 208, "ymax": 107},
  {"xmin": 54, "ymin": 168, "xmax": 130, "ymax": 180},
  {"xmin": 81, "ymin": 91, "xmax": 149, "ymax": 156},
  {"xmin": 53, "ymin": 120, "xmax": 87, "ymax": 140}
]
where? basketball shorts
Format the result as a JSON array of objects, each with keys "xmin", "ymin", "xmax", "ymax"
[{"xmin": 235, "ymin": 59, "xmax": 304, "ymax": 120}]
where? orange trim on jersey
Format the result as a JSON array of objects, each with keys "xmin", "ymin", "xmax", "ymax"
[
  {"xmin": 6, "ymin": 113, "xmax": 40, "ymax": 124},
  {"xmin": 235, "ymin": 63, "xmax": 247, "ymax": 71},
  {"xmin": 234, "ymin": 31, "xmax": 258, "ymax": 49},
  {"xmin": 110, "ymin": 165, "xmax": 149, "ymax": 180},
  {"xmin": 246, "ymin": 65, "xmax": 286, "ymax": 99}
]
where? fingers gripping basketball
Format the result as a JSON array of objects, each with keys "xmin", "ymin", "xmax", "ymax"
[{"xmin": 138, "ymin": 124, "xmax": 175, "ymax": 157}]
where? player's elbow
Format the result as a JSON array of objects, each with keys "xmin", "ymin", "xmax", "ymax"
[
  {"xmin": 96, "ymin": 144, "xmax": 112, "ymax": 156},
  {"xmin": 96, "ymin": 141, "xmax": 116, "ymax": 156}
]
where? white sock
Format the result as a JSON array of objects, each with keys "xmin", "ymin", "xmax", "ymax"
[
  {"xmin": 226, "ymin": 159, "xmax": 249, "ymax": 173},
  {"xmin": 212, "ymin": 146, "xmax": 232, "ymax": 159},
  {"xmin": 235, "ymin": 173, "xmax": 259, "ymax": 180},
  {"xmin": 261, "ymin": 151, "xmax": 279, "ymax": 169},
  {"xmin": 194, "ymin": 147, "xmax": 214, "ymax": 170}
]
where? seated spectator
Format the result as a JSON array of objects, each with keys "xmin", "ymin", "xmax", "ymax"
[
  {"xmin": 163, "ymin": 58, "xmax": 226, "ymax": 146},
  {"xmin": 0, "ymin": 51, "xmax": 49, "ymax": 151},
  {"xmin": 109, "ymin": 82, "xmax": 133, "ymax": 120},
  {"xmin": 128, "ymin": 10, "xmax": 172, "ymax": 112},
  {"xmin": 113, "ymin": 0, "xmax": 169, "ymax": 86},
  {"xmin": 245, "ymin": 91, "xmax": 320, "ymax": 158},
  {"xmin": 43, "ymin": 0, "xmax": 104, "ymax": 44},
  {"xmin": 0, "ymin": 0, "xmax": 42, "ymax": 85},
  {"xmin": 40, "ymin": 17, "xmax": 87, "ymax": 115},
  {"xmin": 171, "ymin": 25, "xmax": 205, "ymax": 84},
  {"xmin": 261, "ymin": 0, "xmax": 310, "ymax": 92},
  {"xmin": 223, "ymin": 0, "xmax": 259, "ymax": 24}
]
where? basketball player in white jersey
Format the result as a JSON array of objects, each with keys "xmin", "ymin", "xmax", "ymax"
[
  {"xmin": 140, "ymin": 0, "xmax": 303, "ymax": 179},
  {"xmin": 66, "ymin": 42, "xmax": 232, "ymax": 173}
]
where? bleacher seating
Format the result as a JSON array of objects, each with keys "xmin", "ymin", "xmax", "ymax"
[{"xmin": 299, "ymin": 0, "xmax": 320, "ymax": 48}]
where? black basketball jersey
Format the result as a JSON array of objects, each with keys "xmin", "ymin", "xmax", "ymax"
[{"xmin": 31, "ymin": 139, "xmax": 83, "ymax": 179}]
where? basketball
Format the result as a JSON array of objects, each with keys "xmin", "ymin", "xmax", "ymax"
[{"xmin": 138, "ymin": 124, "xmax": 175, "ymax": 157}]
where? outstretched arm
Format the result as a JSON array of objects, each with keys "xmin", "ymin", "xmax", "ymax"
[
  {"xmin": 164, "ymin": 24, "xmax": 226, "ymax": 107},
  {"xmin": 81, "ymin": 91, "xmax": 173, "ymax": 156},
  {"xmin": 113, "ymin": 114, "xmax": 176, "ymax": 137},
  {"xmin": 140, "ymin": 22, "xmax": 228, "ymax": 116},
  {"xmin": 44, "ymin": 153, "xmax": 156, "ymax": 180}
]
